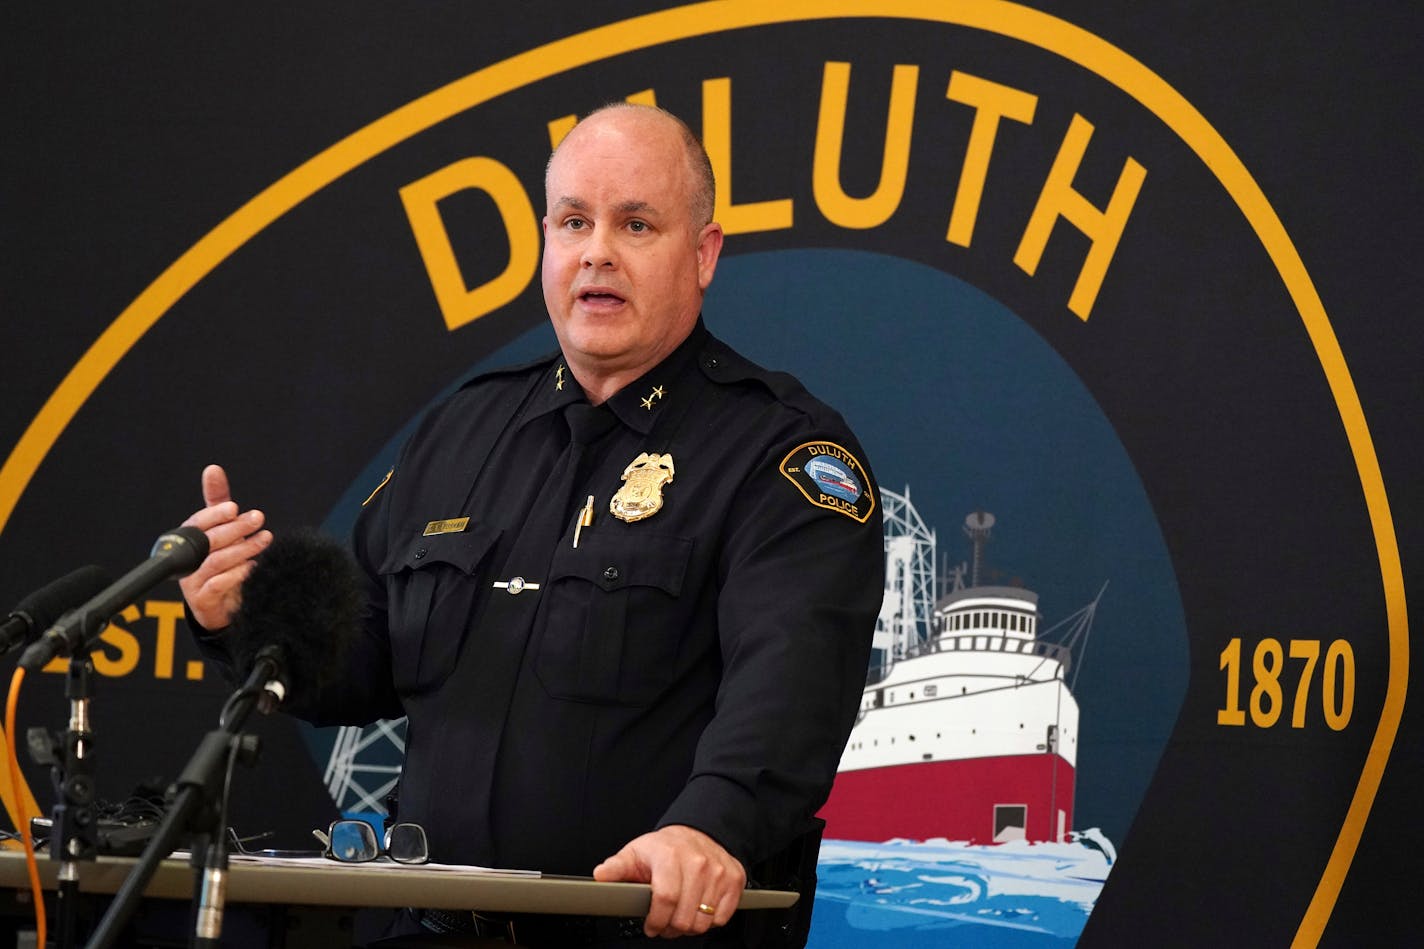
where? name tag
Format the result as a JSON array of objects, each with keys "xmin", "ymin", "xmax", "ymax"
[{"xmin": 423, "ymin": 516, "xmax": 470, "ymax": 536}]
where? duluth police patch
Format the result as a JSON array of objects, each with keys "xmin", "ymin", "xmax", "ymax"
[{"xmin": 780, "ymin": 441, "xmax": 875, "ymax": 523}]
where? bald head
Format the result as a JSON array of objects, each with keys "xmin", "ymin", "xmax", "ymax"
[{"xmin": 546, "ymin": 103, "xmax": 716, "ymax": 231}]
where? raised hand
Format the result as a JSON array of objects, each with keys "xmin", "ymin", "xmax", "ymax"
[{"xmin": 178, "ymin": 464, "xmax": 271, "ymax": 630}]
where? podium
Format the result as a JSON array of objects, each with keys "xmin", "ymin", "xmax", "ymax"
[{"xmin": 0, "ymin": 850, "xmax": 797, "ymax": 946}]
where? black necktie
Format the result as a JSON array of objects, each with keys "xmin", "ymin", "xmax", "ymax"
[{"xmin": 449, "ymin": 400, "xmax": 617, "ymax": 860}]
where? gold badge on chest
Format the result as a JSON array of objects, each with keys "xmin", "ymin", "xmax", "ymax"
[{"xmin": 610, "ymin": 452, "xmax": 675, "ymax": 522}]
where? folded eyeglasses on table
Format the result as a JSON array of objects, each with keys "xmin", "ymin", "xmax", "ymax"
[
  {"xmin": 313, "ymin": 820, "xmax": 430, "ymax": 865},
  {"xmin": 229, "ymin": 820, "xmax": 429, "ymax": 865}
]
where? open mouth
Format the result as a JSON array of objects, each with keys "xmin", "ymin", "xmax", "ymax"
[{"xmin": 578, "ymin": 289, "xmax": 626, "ymax": 307}]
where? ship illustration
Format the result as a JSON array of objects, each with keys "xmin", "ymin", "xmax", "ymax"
[{"xmin": 819, "ymin": 489, "xmax": 1103, "ymax": 845}]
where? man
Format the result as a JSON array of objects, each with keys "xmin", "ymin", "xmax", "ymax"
[{"xmin": 182, "ymin": 104, "xmax": 882, "ymax": 946}]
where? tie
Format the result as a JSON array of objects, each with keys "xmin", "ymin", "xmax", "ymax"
[{"xmin": 443, "ymin": 400, "xmax": 617, "ymax": 860}]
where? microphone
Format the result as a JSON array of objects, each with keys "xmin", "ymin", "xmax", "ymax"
[
  {"xmin": 228, "ymin": 528, "xmax": 362, "ymax": 711},
  {"xmin": 0, "ymin": 566, "xmax": 113, "ymax": 656},
  {"xmin": 191, "ymin": 532, "xmax": 358, "ymax": 948},
  {"xmin": 18, "ymin": 526, "xmax": 209, "ymax": 672}
]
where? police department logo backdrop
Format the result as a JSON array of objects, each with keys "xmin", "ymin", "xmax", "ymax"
[{"xmin": 1, "ymin": 2, "xmax": 1415, "ymax": 947}]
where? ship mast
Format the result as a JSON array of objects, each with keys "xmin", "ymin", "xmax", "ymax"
[
  {"xmin": 964, "ymin": 510, "xmax": 996, "ymax": 587},
  {"xmin": 874, "ymin": 487, "xmax": 937, "ymax": 676}
]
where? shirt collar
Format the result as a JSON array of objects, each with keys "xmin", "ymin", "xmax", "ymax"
[
  {"xmin": 514, "ymin": 357, "xmax": 587, "ymax": 432},
  {"xmin": 601, "ymin": 320, "xmax": 709, "ymax": 435},
  {"xmin": 515, "ymin": 321, "xmax": 708, "ymax": 435}
]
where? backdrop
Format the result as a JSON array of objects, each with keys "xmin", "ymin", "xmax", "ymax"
[{"xmin": 3, "ymin": 2, "xmax": 1417, "ymax": 946}]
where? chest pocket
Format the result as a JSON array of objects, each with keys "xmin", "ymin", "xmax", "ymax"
[
  {"xmin": 379, "ymin": 523, "xmax": 501, "ymax": 694},
  {"xmin": 534, "ymin": 531, "xmax": 693, "ymax": 707}
]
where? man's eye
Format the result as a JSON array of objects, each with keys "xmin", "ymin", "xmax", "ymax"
[
  {"xmin": 566, "ymin": 218, "xmax": 587, "ymax": 230},
  {"xmin": 628, "ymin": 221, "xmax": 648, "ymax": 233}
]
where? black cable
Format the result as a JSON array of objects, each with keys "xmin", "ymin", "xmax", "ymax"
[
  {"xmin": 217, "ymin": 685, "xmax": 264, "ymax": 731},
  {"xmin": 216, "ymin": 739, "xmax": 241, "ymax": 857}
]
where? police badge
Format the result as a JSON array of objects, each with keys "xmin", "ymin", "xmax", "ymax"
[{"xmin": 609, "ymin": 452, "xmax": 675, "ymax": 522}]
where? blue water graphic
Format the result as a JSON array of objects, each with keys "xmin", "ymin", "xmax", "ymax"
[{"xmin": 809, "ymin": 836, "xmax": 1110, "ymax": 948}]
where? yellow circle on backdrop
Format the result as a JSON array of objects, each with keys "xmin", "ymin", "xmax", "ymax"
[{"xmin": 0, "ymin": 4, "xmax": 1404, "ymax": 942}]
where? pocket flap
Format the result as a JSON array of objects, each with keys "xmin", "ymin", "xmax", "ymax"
[
  {"xmin": 547, "ymin": 532, "xmax": 692, "ymax": 595},
  {"xmin": 379, "ymin": 522, "xmax": 501, "ymax": 575}
]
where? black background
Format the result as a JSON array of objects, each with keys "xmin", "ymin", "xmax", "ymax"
[{"xmin": 3, "ymin": 2, "xmax": 1418, "ymax": 944}]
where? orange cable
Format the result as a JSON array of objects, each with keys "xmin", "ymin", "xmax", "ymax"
[{"xmin": 6, "ymin": 667, "xmax": 45, "ymax": 948}]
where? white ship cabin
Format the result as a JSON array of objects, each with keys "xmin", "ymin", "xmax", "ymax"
[
  {"xmin": 847, "ymin": 583, "xmax": 1077, "ymax": 762},
  {"xmin": 931, "ymin": 586, "xmax": 1048, "ymax": 656}
]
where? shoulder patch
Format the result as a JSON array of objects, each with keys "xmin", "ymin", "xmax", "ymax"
[
  {"xmin": 362, "ymin": 467, "xmax": 394, "ymax": 506},
  {"xmin": 780, "ymin": 442, "xmax": 875, "ymax": 523}
]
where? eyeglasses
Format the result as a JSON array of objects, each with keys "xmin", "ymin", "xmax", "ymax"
[
  {"xmin": 311, "ymin": 819, "xmax": 429, "ymax": 865},
  {"xmin": 226, "ymin": 827, "xmax": 319, "ymax": 858}
]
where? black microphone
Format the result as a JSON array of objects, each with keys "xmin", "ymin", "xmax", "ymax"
[
  {"xmin": 228, "ymin": 528, "xmax": 362, "ymax": 711},
  {"xmin": 18, "ymin": 526, "xmax": 209, "ymax": 672},
  {"xmin": 0, "ymin": 566, "xmax": 113, "ymax": 657}
]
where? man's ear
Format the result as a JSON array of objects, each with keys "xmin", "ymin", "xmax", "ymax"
[{"xmin": 696, "ymin": 222, "xmax": 725, "ymax": 289}]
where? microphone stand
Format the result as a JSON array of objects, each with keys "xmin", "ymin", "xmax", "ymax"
[
  {"xmin": 84, "ymin": 654, "xmax": 276, "ymax": 949},
  {"xmin": 189, "ymin": 732, "xmax": 257, "ymax": 949},
  {"xmin": 44, "ymin": 651, "xmax": 100, "ymax": 949}
]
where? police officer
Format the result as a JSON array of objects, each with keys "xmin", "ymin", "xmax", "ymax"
[{"xmin": 181, "ymin": 104, "xmax": 882, "ymax": 946}]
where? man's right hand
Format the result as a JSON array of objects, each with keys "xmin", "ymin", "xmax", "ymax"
[{"xmin": 178, "ymin": 464, "xmax": 272, "ymax": 631}]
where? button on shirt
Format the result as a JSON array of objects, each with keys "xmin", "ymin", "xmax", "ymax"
[{"xmin": 281, "ymin": 322, "xmax": 883, "ymax": 875}]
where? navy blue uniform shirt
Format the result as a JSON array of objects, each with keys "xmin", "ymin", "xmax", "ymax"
[{"xmin": 231, "ymin": 322, "xmax": 882, "ymax": 876}]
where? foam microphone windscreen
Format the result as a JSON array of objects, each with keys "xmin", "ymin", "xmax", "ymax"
[
  {"xmin": 228, "ymin": 528, "xmax": 364, "ymax": 700},
  {"xmin": 1, "ymin": 564, "xmax": 112, "ymax": 654}
]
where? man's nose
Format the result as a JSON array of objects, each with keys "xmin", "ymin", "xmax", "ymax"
[{"xmin": 580, "ymin": 228, "xmax": 616, "ymax": 269}]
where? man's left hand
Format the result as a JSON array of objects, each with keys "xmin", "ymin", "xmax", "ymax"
[{"xmin": 593, "ymin": 824, "xmax": 746, "ymax": 938}]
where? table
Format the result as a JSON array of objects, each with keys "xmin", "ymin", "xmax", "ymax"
[{"xmin": 0, "ymin": 848, "xmax": 794, "ymax": 919}]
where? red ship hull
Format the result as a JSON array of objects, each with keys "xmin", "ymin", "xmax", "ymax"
[{"xmin": 820, "ymin": 754, "xmax": 1077, "ymax": 844}]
